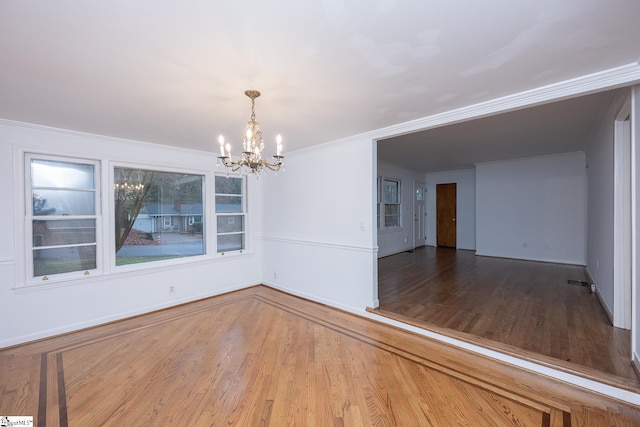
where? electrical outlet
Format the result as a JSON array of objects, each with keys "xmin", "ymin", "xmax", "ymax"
[{"xmin": 169, "ymin": 286, "xmax": 175, "ymax": 294}]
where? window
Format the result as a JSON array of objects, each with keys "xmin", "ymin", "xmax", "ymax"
[
  {"xmin": 377, "ymin": 177, "xmax": 401, "ymax": 229},
  {"xmin": 114, "ymin": 167, "xmax": 205, "ymax": 266},
  {"xmin": 377, "ymin": 176, "xmax": 381, "ymax": 229},
  {"xmin": 27, "ymin": 155, "xmax": 99, "ymax": 281},
  {"xmin": 215, "ymin": 175, "xmax": 245, "ymax": 254}
]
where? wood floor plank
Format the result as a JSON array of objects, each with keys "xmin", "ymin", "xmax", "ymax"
[
  {"xmin": 0, "ymin": 285, "xmax": 638, "ymax": 425},
  {"xmin": 377, "ymin": 247, "xmax": 638, "ymax": 388}
]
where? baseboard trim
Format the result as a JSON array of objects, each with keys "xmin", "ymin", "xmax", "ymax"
[
  {"xmin": 585, "ymin": 268, "xmax": 613, "ymax": 325},
  {"xmin": 474, "ymin": 252, "xmax": 585, "ymax": 266},
  {"xmin": 632, "ymin": 353, "xmax": 640, "ymax": 381}
]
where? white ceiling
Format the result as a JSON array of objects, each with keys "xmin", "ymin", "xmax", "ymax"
[
  {"xmin": 1, "ymin": 1, "xmax": 640, "ymax": 161},
  {"xmin": 378, "ymin": 89, "xmax": 615, "ymax": 173}
]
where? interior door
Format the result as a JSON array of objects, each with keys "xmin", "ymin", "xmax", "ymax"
[
  {"xmin": 414, "ymin": 182, "xmax": 426, "ymax": 248},
  {"xmin": 436, "ymin": 183, "xmax": 456, "ymax": 248}
]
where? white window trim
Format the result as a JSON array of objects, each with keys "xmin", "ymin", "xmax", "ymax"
[
  {"xmin": 111, "ymin": 162, "xmax": 210, "ymax": 272},
  {"xmin": 378, "ymin": 176, "xmax": 402, "ymax": 230},
  {"xmin": 24, "ymin": 153, "xmax": 102, "ymax": 285},
  {"xmin": 214, "ymin": 173, "xmax": 247, "ymax": 256},
  {"xmin": 13, "ymin": 151, "xmax": 255, "ymax": 290}
]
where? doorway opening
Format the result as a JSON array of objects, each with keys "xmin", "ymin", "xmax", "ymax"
[{"xmin": 374, "ymin": 88, "xmax": 638, "ymax": 390}]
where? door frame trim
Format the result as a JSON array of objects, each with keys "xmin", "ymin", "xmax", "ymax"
[
  {"xmin": 413, "ymin": 181, "xmax": 426, "ymax": 249},
  {"xmin": 614, "ymin": 95, "xmax": 632, "ymax": 329}
]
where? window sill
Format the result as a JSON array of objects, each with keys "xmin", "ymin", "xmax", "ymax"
[
  {"xmin": 377, "ymin": 227, "xmax": 404, "ymax": 234},
  {"xmin": 14, "ymin": 251, "xmax": 255, "ymax": 292}
]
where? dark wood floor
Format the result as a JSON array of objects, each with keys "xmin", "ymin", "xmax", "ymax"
[
  {"xmin": 2, "ymin": 285, "xmax": 640, "ymax": 425},
  {"xmin": 376, "ymin": 246, "xmax": 639, "ymax": 389}
]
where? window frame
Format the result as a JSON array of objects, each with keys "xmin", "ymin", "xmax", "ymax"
[
  {"xmin": 111, "ymin": 163, "xmax": 208, "ymax": 270},
  {"xmin": 16, "ymin": 152, "xmax": 253, "ymax": 289},
  {"xmin": 24, "ymin": 153, "xmax": 102, "ymax": 284},
  {"xmin": 377, "ymin": 176, "xmax": 402, "ymax": 230},
  {"xmin": 214, "ymin": 174, "xmax": 247, "ymax": 256},
  {"xmin": 377, "ymin": 176, "xmax": 381, "ymax": 230}
]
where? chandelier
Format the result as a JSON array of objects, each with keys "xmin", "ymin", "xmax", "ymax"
[
  {"xmin": 114, "ymin": 170, "xmax": 148, "ymax": 201},
  {"xmin": 217, "ymin": 90, "xmax": 284, "ymax": 175}
]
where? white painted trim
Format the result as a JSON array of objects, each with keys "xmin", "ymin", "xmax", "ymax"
[
  {"xmin": 10, "ymin": 252, "xmax": 257, "ymax": 293},
  {"xmin": 597, "ymin": 287, "xmax": 614, "ymax": 326},
  {"xmin": 287, "ymin": 63, "xmax": 640, "ymax": 161},
  {"xmin": 372, "ymin": 62, "xmax": 640, "ymax": 140},
  {"xmin": 613, "ymin": 95, "xmax": 633, "ymax": 329},
  {"xmin": 632, "ymin": 85, "xmax": 639, "ymax": 363},
  {"xmin": 413, "ymin": 181, "xmax": 426, "ymax": 249},
  {"xmin": 474, "ymin": 252, "xmax": 586, "ymax": 266},
  {"xmin": 363, "ymin": 310, "xmax": 640, "ymax": 406},
  {"xmin": 259, "ymin": 235, "xmax": 376, "ymax": 253},
  {"xmin": 586, "ymin": 267, "xmax": 613, "ymax": 324},
  {"xmin": 264, "ymin": 282, "xmax": 369, "ymax": 314},
  {"xmin": 0, "ymin": 118, "xmax": 212, "ymax": 157}
]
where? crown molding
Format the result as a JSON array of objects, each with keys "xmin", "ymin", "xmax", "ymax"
[
  {"xmin": 0, "ymin": 117, "xmax": 213, "ymax": 156},
  {"xmin": 374, "ymin": 61, "xmax": 640, "ymax": 140}
]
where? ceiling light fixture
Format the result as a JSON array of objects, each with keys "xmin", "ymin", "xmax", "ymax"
[{"xmin": 217, "ymin": 90, "xmax": 284, "ymax": 175}]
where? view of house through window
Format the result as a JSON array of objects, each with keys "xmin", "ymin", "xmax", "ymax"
[
  {"xmin": 377, "ymin": 177, "xmax": 401, "ymax": 229},
  {"xmin": 384, "ymin": 179, "xmax": 401, "ymax": 227},
  {"xmin": 376, "ymin": 176, "xmax": 381, "ymax": 229},
  {"xmin": 28, "ymin": 156, "xmax": 99, "ymax": 279},
  {"xmin": 114, "ymin": 167, "xmax": 205, "ymax": 265},
  {"xmin": 215, "ymin": 175, "xmax": 245, "ymax": 253}
]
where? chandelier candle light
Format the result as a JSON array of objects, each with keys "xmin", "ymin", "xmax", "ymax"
[{"xmin": 217, "ymin": 90, "xmax": 284, "ymax": 175}]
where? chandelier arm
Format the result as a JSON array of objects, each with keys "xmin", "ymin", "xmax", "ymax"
[
  {"xmin": 261, "ymin": 158, "xmax": 284, "ymax": 171},
  {"xmin": 262, "ymin": 163, "xmax": 283, "ymax": 171},
  {"xmin": 217, "ymin": 89, "xmax": 284, "ymax": 176}
]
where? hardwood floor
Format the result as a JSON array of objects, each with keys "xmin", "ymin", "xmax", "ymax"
[
  {"xmin": 1, "ymin": 286, "xmax": 640, "ymax": 426},
  {"xmin": 376, "ymin": 246, "xmax": 639, "ymax": 390}
]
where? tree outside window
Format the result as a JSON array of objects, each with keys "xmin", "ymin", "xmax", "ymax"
[
  {"xmin": 215, "ymin": 175, "xmax": 245, "ymax": 254},
  {"xmin": 28, "ymin": 156, "xmax": 99, "ymax": 280},
  {"xmin": 378, "ymin": 178, "xmax": 401, "ymax": 228},
  {"xmin": 114, "ymin": 167, "xmax": 205, "ymax": 265}
]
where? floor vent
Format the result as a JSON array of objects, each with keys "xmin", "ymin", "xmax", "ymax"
[{"xmin": 568, "ymin": 279, "xmax": 593, "ymax": 294}]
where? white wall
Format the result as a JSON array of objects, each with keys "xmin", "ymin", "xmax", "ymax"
[
  {"xmin": 476, "ymin": 152, "xmax": 586, "ymax": 265},
  {"xmin": 425, "ymin": 169, "xmax": 476, "ymax": 250},
  {"xmin": 376, "ymin": 160, "xmax": 423, "ymax": 257},
  {"xmin": 0, "ymin": 120, "xmax": 262, "ymax": 347},
  {"xmin": 585, "ymin": 89, "xmax": 631, "ymax": 317},
  {"xmin": 260, "ymin": 136, "xmax": 378, "ymax": 310}
]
